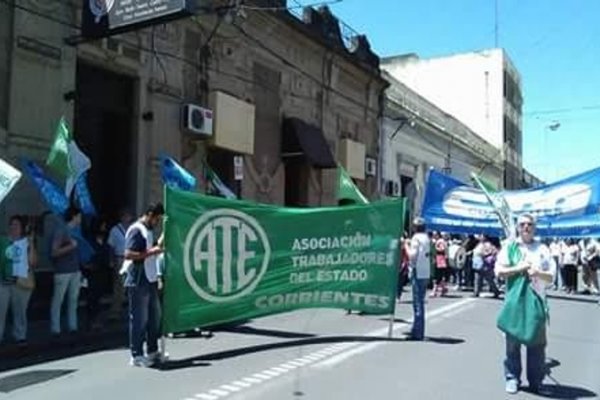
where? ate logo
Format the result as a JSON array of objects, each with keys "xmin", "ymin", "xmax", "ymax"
[
  {"xmin": 183, "ymin": 209, "xmax": 271, "ymax": 302},
  {"xmin": 89, "ymin": 0, "xmax": 115, "ymax": 23}
]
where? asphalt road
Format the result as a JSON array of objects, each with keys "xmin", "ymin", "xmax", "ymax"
[{"xmin": 1, "ymin": 291, "xmax": 598, "ymax": 400}]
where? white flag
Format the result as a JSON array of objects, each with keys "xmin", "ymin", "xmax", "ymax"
[
  {"xmin": 64, "ymin": 140, "xmax": 91, "ymax": 198},
  {"xmin": 0, "ymin": 158, "xmax": 22, "ymax": 204}
]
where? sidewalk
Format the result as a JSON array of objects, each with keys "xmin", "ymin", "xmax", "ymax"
[{"xmin": 0, "ymin": 312, "xmax": 127, "ymax": 372}]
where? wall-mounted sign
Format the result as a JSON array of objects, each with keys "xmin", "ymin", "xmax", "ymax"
[{"xmin": 81, "ymin": 0, "xmax": 197, "ymax": 39}]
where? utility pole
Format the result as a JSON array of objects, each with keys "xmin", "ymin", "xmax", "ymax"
[{"xmin": 494, "ymin": 0, "xmax": 499, "ymax": 47}]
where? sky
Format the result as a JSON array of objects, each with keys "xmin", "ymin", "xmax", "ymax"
[{"xmin": 319, "ymin": 0, "xmax": 600, "ymax": 183}]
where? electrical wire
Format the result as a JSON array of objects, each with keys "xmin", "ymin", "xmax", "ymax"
[
  {"xmin": 239, "ymin": 0, "xmax": 343, "ymax": 11},
  {"xmin": 231, "ymin": 20, "xmax": 379, "ymax": 114},
  {"xmin": 525, "ymin": 104, "xmax": 600, "ymax": 116},
  {"xmin": 0, "ymin": 0, "xmax": 79, "ymax": 29}
]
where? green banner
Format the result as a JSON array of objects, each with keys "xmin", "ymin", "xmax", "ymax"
[{"xmin": 162, "ymin": 187, "xmax": 404, "ymax": 333}]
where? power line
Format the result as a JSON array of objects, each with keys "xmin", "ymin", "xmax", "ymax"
[
  {"xmin": 239, "ymin": 0, "xmax": 343, "ymax": 12},
  {"xmin": 0, "ymin": 0, "xmax": 79, "ymax": 29},
  {"xmin": 525, "ymin": 104, "xmax": 600, "ymax": 116},
  {"xmin": 231, "ymin": 19, "xmax": 379, "ymax": 114}
]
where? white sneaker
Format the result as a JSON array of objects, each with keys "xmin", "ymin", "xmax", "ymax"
[
  {"xmin": 147, "ymin": 351, "xmax": 169, "ymax": 364},
  {"xmin": 129, "ymin": 356, "xmax": 153, "ymax": 367}
]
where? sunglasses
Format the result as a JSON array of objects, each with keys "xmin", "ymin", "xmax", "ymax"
[{"xmin": 518, "ymin": 222, "xmax": 534, "ymax": 227}]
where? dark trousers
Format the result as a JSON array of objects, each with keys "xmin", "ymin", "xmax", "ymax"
[
  {"xmin": 128, "ymin": 276, "xmax": 161, "ymax": 358},
  {"xmin": 504, "ymin": 331, "xmax": 546, "ymax": 388},
  {"xmin": 474, "ymin": 268, "xmax": 500, "ymax": 297},
  {"xmin": 563, "ymin": 264, "xmax": 578, "ymax": 292}
]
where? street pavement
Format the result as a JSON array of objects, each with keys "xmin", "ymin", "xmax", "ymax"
[{"xmin": 0, "ymin": 291, "xmax": 598, "ymax": 400}]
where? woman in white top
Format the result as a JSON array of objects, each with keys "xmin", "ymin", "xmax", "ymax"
[
  {"xmin": 0, "ymin": 215, "xmax": 37, "ymax": 345},
  {"xmin": 561, "ymin": 239, "xmax": 579, "ymax": 294}
]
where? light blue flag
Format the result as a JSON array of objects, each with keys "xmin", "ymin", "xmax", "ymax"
[
  {"xmin": 160, "ymin": 154, "xmax": 197, "ymax": 192},
  {"xmin": 21, "ymin": 159, "xmax": 69, "ymax": 215},
  {"xmin": 74, "ymin": 172, "xmax": 97, "ymax": 216},
  {"xmin": 70, "ymin": 226, "xmax": 95, "ymax": 264}
]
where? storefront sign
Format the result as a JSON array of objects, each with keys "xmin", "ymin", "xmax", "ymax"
[{"xmin": 81, "ymin": 0, "xmax": 196, "ymax": 39}]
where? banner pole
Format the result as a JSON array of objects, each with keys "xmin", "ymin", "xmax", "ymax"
[{"xmin": 160, "ymin": 334, "xmax": 166, "ymax": 360}]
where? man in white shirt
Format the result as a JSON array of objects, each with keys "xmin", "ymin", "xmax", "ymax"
[
  {"xmin": 495, "ymin": 214, "xmax": 556, "ymax": 395},
  {"xmin": 107, "ymin": 209, "xmax": 132, "ymax": 319},
  {"xmin": 124, "ymin": 204, "xmax": 164, "ymax": 367},
  {"xmin": 404, "ymin": 217, "xmax": 431, "ymax": 341}
]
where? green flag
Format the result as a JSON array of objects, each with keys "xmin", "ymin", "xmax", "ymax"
[
  {"xmin": 0, "ymin": 237, "xmax": 12, "ymax": 281},
  {"xmin": 162, "ymin": 186, "xmax": 404, "ymax": 333},
  {"xmin": 46, "ymin": 117, "xmax": 91, "ymax": 197},
  {"xmin": 471, "ymin": 172, "xmax": 515, "ymax": 239},
  {"xmin": 337, "ymin": 166, "xmax": 369, "ymax": 205}
]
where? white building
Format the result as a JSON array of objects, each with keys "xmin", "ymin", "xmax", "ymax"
[
  {"xmin": 382, "ymin": 49, "xmax": 523, "ymax": 189},
  {"xmin": 381, "ymin": 71, "xmax": 502, "ymax": 223}
]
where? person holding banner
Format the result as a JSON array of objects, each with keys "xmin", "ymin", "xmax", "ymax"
[
  {"xmin": 495, "ymin": 214, "xmax": 555, "ymax": 395},
  {"xmin": 404, "ymin": 217, "xmax": 431, "ymax": 341},
  {"xmin": 122, "ymin": 204, "xmax": 165, "ymax": 367},
  {"xmin": 0, "ymin": 216, "xmax": 37, "ymax": 346}
]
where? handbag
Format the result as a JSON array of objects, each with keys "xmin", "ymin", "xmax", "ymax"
[
  {"xmin": 16, "ymin": 269, "xmax": 35, "ymax": 290},
  {"xmin": 496, "ymin": 242, "xmax": 547, "ymax": 346}
]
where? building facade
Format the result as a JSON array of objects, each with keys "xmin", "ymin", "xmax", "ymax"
[
  {"xmin": 0, "ymin": 1, "xmax": 385, "ymax": 316},
  {"xmin": 381, "ymin": 49, "xmax": 523, "ymax": 189},
  {"xmin": 0, "ymin": 1, "xmax": 385, "ymax": 227},
  {"xmin": 381, "ymin": 72, "xmax": 502, "ymax": 223}
]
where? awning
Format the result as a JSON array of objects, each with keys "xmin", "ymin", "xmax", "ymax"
[{"xmin": 281, "ymin": 117, "xmax": 336, "ymax": 168}]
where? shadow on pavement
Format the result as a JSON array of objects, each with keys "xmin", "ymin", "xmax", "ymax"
[
  {"xmin": 0, "ymin": 330, "xmax": 127, "ymax": 373},
  {"xmin": 159, "ymin": 335, "xmax": 406, "ymax": 371},
  {"xmin": 0, "ymin": 369, "xmax": 76, "ymax": 393},
  {"xmin": 547, "ymin": 293, "xmax": 599, "ymax": 305},
  {"xmin": 522, "ymin": 384, "xmax": 597, "ymax": 399},
  {"xmin": 217, "ymin": 326, "xmax": 317, "ymax": 339},
  {"xmin": 422, "ymin": 336, "xmax": 465, "ymax": 344},
  {"xmin": 378, "ymin": 317, "xmax": 410, "ymax": 324}
]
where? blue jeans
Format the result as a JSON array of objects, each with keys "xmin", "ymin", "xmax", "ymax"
[
  {"xmin": 504, "ymin": 333, "xmax": 546, "ymax": 387},
  {"xmin": 411, "ymin": 275, "xmax": 429, "ymax": 339},
  {"xmin": 128, "ymin": 276, "xmax": 161, "ymax": 358}
]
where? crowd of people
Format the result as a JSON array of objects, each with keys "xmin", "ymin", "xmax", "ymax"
[
  {"xmin": 401, "ymin": 214, "xmax": 599, "ymax": 395},
  {"xmin": 0, "ymin": 207, "xmax": 135, "ymax": 348},
  {"xmin": 397, "ymin": 230, "xmax": 600, "ymax": 302}
]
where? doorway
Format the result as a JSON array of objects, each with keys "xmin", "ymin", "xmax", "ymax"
[{"xmin": 74, "ymin": 62, "xmax": 136, "ymax": 223}]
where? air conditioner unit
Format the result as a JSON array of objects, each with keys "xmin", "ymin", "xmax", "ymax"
[
  {"xmin": 365, "ymin": 158, "xmax": 377, "ymax": 176},
  {"xmin": 385, "ymin": 180, "xmax": 400, "ymax": 197},
  {"xmin": 182, "ymin": 104, "xmax": 213, "ymax": 136}
]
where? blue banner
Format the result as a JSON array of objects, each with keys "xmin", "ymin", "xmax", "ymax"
[
  {"xmin": 21, "ymin": 159, "xmax": 69, "ymax": 216},
  {"xmin": 422, "ymin": 168, "xmax": 600, "ymax": 238},
  {"xmin": 160, "ymin": 154, "xmax": 196, "ymax": 192},
  {"xmin": 74, "ymin": 172, "xmax": 97, "ymax": 216}
]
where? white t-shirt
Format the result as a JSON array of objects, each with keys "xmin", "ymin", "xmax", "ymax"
[
  {"xmin": 6, "ymin": 238, "xmax": 29, "ymax": 278},
  {"xmin": 408, "ymin": 232, "xmax": 431, "ymax": 279},
  {"xmin": 562, "ymin": 244, "xmax": 579, "ymax": 265},
  {"xmin": 120, "ymin": 221, "xmax": 159, "ymax": 283},
  {"xmin": 107, "ymin": 223, "xmax": 127, "ymax": 257},
  {"xmin": 497, "ymin": 239, "xmax": 556, "ymax": 298}
]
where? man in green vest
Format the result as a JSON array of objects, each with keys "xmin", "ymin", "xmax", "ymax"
[{"xmin": 494, "ymin": 213, "xmax": 556, "ymax": 395}]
